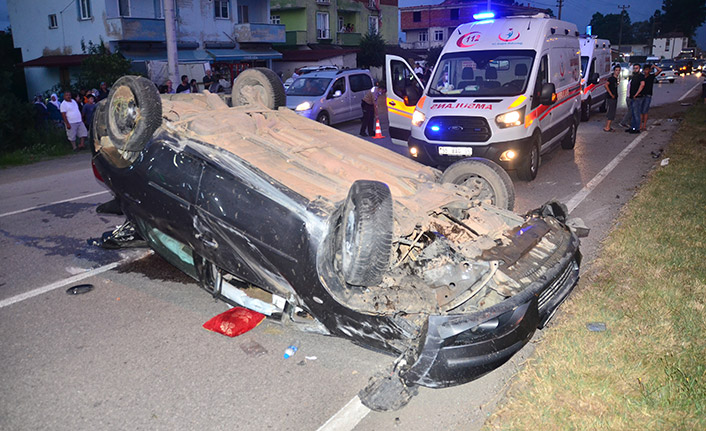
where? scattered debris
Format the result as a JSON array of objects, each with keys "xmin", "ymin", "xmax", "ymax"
[
  {"xmin": 305, "ymin": 356, "xmax": 318, "ymax": 361},
  {"xmin": 66, "ymin": 284, "xmax": 94, "ymax": 295},
  {"xmin": 586, "ymin": 322, "xmax": 606, "ymax": 332},
  {"xmin": 240, "ymin": 339, "xmax": 268, "ymax": 357},
  {"xmin": 660, "ymin": 158, "xmax": 670, "ymax": 167},
  {"xmin": 651, "ymin": 149, "xmax": 664, "ymax": 158},
  {"xmin": 359, "ymin": 370, "xmax": 419, "ymax": 411},
  {"xmin": 203, "ymin": 307, "xmax": 265, "ymax": 337},
  {"xmin": 680, "ymin": 102, "xmax": 692, "ymax": 106},
  {"xmin": 284, "ymin": 341, "xmax": 300, "ymax": 359}
]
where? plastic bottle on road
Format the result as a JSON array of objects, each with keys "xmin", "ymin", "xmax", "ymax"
[{"xmin": 283, "ymin": 341, "xmax": 300, "ymax": 359}]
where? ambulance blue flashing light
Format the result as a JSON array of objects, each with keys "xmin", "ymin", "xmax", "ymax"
[
  {"xmin": 473, "ymin": 12, "xmax": 495, "ymax": 20},
  {"xmin": 430, "ymin": 125, "xmax": 441, "ymax": 132}
]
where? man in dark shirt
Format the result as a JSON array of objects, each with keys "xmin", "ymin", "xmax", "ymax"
[
  {"xmin": 603, "ymin": 64, "xmax": 621, "ymax": 131},
  {"xmin": 96, "ymin": 82, "xmax": 109, "ymax": 102},
  {"xmin": 202, "ymin": 69, "xmax": 214, "ymax": 89},
  {"xmin": 176, "ymin": 75, "xmax": 190, "ymax": 93},
  {"xmin": 640, "ymin": 63, "xmax": 661, "ymax": 131},
  {"xmin": 626, "ymin": 63, "xmax": 645, "ymax": 134}
]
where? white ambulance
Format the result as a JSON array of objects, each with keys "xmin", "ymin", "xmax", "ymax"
[
  {"xmin": 386, "ymin": 13, "xmax": 581, "ymax": 180},
  {"xmin": 579, "ymin": 36, "xmax": 612, "ymax": 121}
]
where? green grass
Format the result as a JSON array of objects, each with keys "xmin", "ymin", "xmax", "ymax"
[
  {"xmin": 485, "ymin": 103, "xmax": 706, "ymax": 431},
  {"xmin": 0, "ymin": 127, "xmax": 74, "ymax": 167}
]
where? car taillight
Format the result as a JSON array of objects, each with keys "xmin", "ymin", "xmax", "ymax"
[{"xmin": 92, "ymin": 160, "xmax": 104, "ymax": 183}]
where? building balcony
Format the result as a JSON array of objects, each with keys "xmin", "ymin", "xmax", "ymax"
[
  {"xmin": 337, "ymin": 32, "xmax": 361, "ymax": 46},
  {"xmin": 283, "ymin": 31, "xmax": 307, "ymax": 46},
  {"xmin": 400, "ymin": 40, "xmax": 430, "ymax": 50},
  {"xmin": 233, "ymin": 23, "xmax": 286, "ymax": 44},
  {"xmin": 105, "ymin": 17, "xmax": 165, "ymax": 42}
]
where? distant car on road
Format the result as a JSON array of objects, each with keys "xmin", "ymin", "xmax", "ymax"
[{"xmin": 655, "ymin": 69, "xmax": 676, "ymax": 84}]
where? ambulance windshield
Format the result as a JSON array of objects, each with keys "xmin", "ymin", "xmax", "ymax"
[{"xmin": 428, "ymin": 50, "xmax": 535, "ymax": 97}]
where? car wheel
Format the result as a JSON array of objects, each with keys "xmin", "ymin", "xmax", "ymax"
[
  {"xmin": 91, "ymin": 99, "xmax": 108, "ymax": 156},
  {"xmin": 317, "ymin": 111, "xmax": 330, "ymax": 125},
  {"xmin": 561, "ymin": 115, "xmax": 578, "ymax": 150},
  {"xmin": 231, "ymin": 68, "xmax": 286, "ymax": 110},
  {"xmin": 106, "ymin": 75, "xmax": 163, "ymax": 155},
  {"xmin": 580, "ymin": 98, "xmax": 590, "ymax": 122},
  {"xmin": 517, "ymin": 134, "xmax": 540, "ymax": 182},
  {"xmin": 440, "ymin": 158, "xmax": 515, "ymax": 210},
  {"xmin": 341, "ymin": 180, "xmax": 393, "ymax": 286}
]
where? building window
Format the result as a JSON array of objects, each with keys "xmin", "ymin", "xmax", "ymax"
[
  {"xmin": 118, "ymin": 0, "xmax": 130, "ymax": 17},
  {"xmin": 79, "ymin": 0, "xmax": 92, "ymax": 20},
  {"xmin": 238, "ymin": 5, "xmax": 248, "ymax": 23},
  {"xmin": 317, "ymin": 12, "xmax": 330, "ymax": 39},
  {"xmin": 413, "ymin": 11, "xmax": 421, "ymax": 22},
  {"xmin": 450, "ymin": 9, "xmax": 459, "ymax": 20},
  {"xmin": 434, "ymin": 30, "xmax": 444, "ymax": 41},
  {"xmin": 368, "ymin": 16, "xmax": 379, "ymax": 34},
  {"xmin": 419, "ymin": 31, "xmax": 428, "ymax": 42},
  {"xmin": 48, "ymin": 14, "xmax": 58, "ymax": 29},
  {"xmin": 215, "ymin": 0, "xmax": 229, "ymax": 19},
  {"xmin": 270, "ymin": 15, "xmax": 281, "ymax": 25}
]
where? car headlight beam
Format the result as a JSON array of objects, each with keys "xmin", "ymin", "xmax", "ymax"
[{"xmin": 495, "ymin": 107, "xmax": 525, "ymax": 128}]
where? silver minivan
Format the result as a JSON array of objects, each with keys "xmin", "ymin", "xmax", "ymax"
[{"xmin": 286, "ymin": 69, "xmax": 374, "ymax": 125}]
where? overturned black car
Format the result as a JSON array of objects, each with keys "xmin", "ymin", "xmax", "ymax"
[{"xmin": 91, "ymin": 72, "xmax": 581, "ymax": 405}]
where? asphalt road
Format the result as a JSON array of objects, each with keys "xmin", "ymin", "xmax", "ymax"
[{"xmin": 0, "ymin": 73, "xmax": 701, "ymax": 431}]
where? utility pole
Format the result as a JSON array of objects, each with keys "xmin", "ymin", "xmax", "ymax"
[
  {"xmin": 556, "ymin": 0, "xmax": 564, "ymax": 20},
  {"xmin": 164, "ymin": 0, "xmax": 179, "ymax": 85},
  {"xmin": 617, "ymin": 5, "xmax": 630, "ymax": 60}
]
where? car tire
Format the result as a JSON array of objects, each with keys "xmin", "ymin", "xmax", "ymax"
[
  {"xmin": 106, "ymin": 75, "xmax": 163, "ymax": 154},
  {"xmin": 231, "ymin": 68, "xmax": 286, "ymax": 110},
  {"xmin": 440, "ymin": 158, "xmax": 515, "ymax": 210},
  {"xmin": 561, "ymin": 115, "xmax": 578, "ymax": 150},
  {"xmin": 517, "ymin": 134, "xmax": 540, "ymax": 182},
  {"xmin": 317, "ymin": 111, "xmax": 330, "ymax": 125},
  {"xmin": 580, "ymin": 98, "xmax": 590, "ymax": 122},
  {"xmin": 90, "ymin": 99, "xmax": 108, "ymax": 156},
  {"xmin": 341, "ymin": 180, "xmax": 393, "ymax": 287}
]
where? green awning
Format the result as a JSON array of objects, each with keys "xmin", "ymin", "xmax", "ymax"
[{"xmin": 206, "ymin": 48, "xmax": 282, "ymax": 61}]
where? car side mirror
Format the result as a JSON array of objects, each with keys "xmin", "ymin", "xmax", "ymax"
[
  {"xmin": 539, "ymin": 82, "xmax": 556, "ymax": 105},
  {"xmin": 403, "ymin": 85, "xmax": 420, "ymax": 106},
  {"xmin": 590, "ymin": 72, "xmax": 599, "ymax": 85},
  {"xmin": 333, "ymin": 90, "xmax": 342, "ymax": 98}
]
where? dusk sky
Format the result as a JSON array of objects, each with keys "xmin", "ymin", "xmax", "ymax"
[{"xmin": 0, "ymin": 1, "xmax": 702, "ymax": 50}]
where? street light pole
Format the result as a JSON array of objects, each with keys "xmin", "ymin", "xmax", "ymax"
[{"xmin": 164, "ymin": 0, "xmax": 179, "ymax": 85}]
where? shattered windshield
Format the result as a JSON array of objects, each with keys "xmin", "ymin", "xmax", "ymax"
[
  {"xmin": 286, "ymin": 77, "xmax": 332, "ymax": 97},
  {"xmin": 428, "ymin": 50, "xmax": 536, "ymax": 97}
]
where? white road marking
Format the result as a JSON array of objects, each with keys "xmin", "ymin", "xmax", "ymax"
[
  {"xmin": 678, "ymin": 79, "xmax": 703, "ymax": 101},
  {"xmin": 316, "ymin": 396, "xmax": 370, "ymax": 431},
  {"xmin": 0, "ymin": 190, "xmax": 110, "ymax": 219},
  {"xmin": 565, "ymin": 130, "xmax": 649, "ymax": 214},
  {"xmin": 0, "ymin": 251, "xmax": 152, "ymax": 309}
]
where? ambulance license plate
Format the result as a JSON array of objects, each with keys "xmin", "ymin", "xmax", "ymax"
[{"xmin": 439, "ymin": 146, "xmax": 473, "ymax": 156}]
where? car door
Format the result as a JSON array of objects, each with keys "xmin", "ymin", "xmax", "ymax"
[
  {"xmin": 325, "ymin": 77, "xmax": 349, "ymax": 124},
  {"xmin": 385, "ymin": 54, "xmax": 424, "ymax": 145},
  {"xmin": 348, "ymin": 73, "xmax": 373, "ymax": 121},
  {"xmin": 528, "ymin": 53, "xmax": 554, "ymax": 150}
]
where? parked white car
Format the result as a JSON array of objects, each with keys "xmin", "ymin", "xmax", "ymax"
[{"xmin": 655, "ymin": 69, "xmax": 676, "ymax": 84}]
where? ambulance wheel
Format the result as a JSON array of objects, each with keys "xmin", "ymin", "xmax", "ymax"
[
  {"xmin": 517, "ymin": 135, "xmax": 540, "ymax": 181},
  {"xmin": 580, "ymin": 99, "xmax": 591, "ymax": 121},
  {"xmin": 440, "ymin": 158, "xmax": 515, "ymax": 210},
  {"xmin": 561, "ymin": 115, "xmax": 578, "ymax": 150}
]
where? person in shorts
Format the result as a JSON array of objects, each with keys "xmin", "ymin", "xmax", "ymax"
[
  {"xmin": 603, "ymin": 64, "xmax": 621, "ymax": 132},
  {"xmin": 640, "ymin": 63, "xmax": 661, "ymax": 131},
  {"xmin": 60, "ymin": 91, "xmax": 88, "ymax": 151}
]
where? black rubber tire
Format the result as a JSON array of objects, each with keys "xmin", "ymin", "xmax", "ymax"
[
  {"xmin": 317, "ymin": 111, "xmax": 330, "ymax": 125},
  {"xmin": 106, "ymin": 75, "xmax": 162, "ymax": 153},
  {"xmin": 231, "ymin": 68, "xmax": 286, "ymax": 110},
  {"xmin": 580, "ymin": 99, "xmax": 590, "ymax": 121},
  {"xmin": 440, "ymin": 158, "xmax": 515, "ymax": 211},
  {"xmin": 561, "ymin": 115, "xmax": 578, "ymax": 149},
  {"xmin": 517, "ymin": 135, "xmax": 540, "ymax": 182},
  {"xmin": 90, "ymin": 99, "xmax": 108, "ymax": 156},
  {"xmin": 341, "ymin": 180, "xmax": 393, "ymax": 286}
]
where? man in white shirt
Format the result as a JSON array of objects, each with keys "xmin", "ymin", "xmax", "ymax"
[{"xmin": 60, "ymin": 91, "xmax": 88, "ymax": 151}]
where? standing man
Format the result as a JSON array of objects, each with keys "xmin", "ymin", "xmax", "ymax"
[
  {"xmin": 82, "ymin": 94, "xmax": 97, "ymax": 145},
  {"xmin": 640, "ymin": 63, "xmax": 661, "ymax": 131},
  {"xmin": 202, "ymin": 68, "xmax": 214, "ymax": 89},
  {"xmin": 176, "ymin": 75, "xmax": 190, "ymax": 93},
  {"xmin": 625, "ymin": 63, "xmax": 644, "ymax": 134},
  {"xmin": 360, "ymin": 84, "xmax": 377, "ymax": 136},
  {"xmin": 603, "ymin": 64, "xmax": 621, "ymax": 132},
  {"xmin": 60, "ymin": 91, "xmax": 88, "ymax": 151},
  {"xmin": 96, "ymin": 82, "xmax": 109, "ymax": 102}
]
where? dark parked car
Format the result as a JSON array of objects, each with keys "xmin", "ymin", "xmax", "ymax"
[{"xmin": 91, "ymin": 71, "xmax": 582, "ymax": 409}]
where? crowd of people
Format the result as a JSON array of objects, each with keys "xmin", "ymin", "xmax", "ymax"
[
  {"xmin": 603, "ymin": 62, "xmax": 662, "ymax": 134},
  {"xmin": 157, "ymin": 70, "xmax": 230, "ymax": 94}
]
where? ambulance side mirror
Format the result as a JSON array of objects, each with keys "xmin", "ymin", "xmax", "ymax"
[
  {"xmin": 539, "ymin": 83, "xmax": 556, "ymax": 106},
  {"xmin": 589, "ymin": 72, "xmax": 599, "ymax": 85}
]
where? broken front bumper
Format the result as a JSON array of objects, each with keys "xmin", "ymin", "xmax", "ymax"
[{"xmin": 400, "ymin": 251, "xmax": 580, "ymax": 388}]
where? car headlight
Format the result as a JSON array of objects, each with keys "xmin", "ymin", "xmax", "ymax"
[
  {"xmin": 295, "ymin": 101, "xmax": 312, "ymax": 111},
  {"xmin": 495, "ymin": 107, "xmax": 525, "ymax": 128},
  {"xmin": 411, "ymin": 109, "xmax": 426, "ymax": 127}
]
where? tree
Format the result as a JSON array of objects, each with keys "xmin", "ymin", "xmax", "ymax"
[
  {"xmin": 357, "ymin": 31, "xmax": 386, "ymax": 69},
  {"xmin": 661, "ymin": 0, "xmax": 706, "ymax": 39},
  {"xmin": 78, "ymin": 39, "xmax": 132, "ymax": 90},
  {"xmin": 589, "ymin": 12, "xmax": 632, "ymax": 44},
  {"xmin": 426, "ymin": 46, "xmax": 443, "ymax": 69}
]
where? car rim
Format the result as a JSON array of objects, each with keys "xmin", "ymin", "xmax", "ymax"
[
  {"xmin": 110, "ymin": 86, "xmax": 138, "ymax": 139},
  {"xmin": 530, "ymin": 145, "xmax": 538, "ymax": 174},
  {"xmin": 319, "ymin": 114, "xmax": 329, "ymax": 125},
  {"xmin": 460, "ymin": 175, "xmax": 495, "ymax": 206}
]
